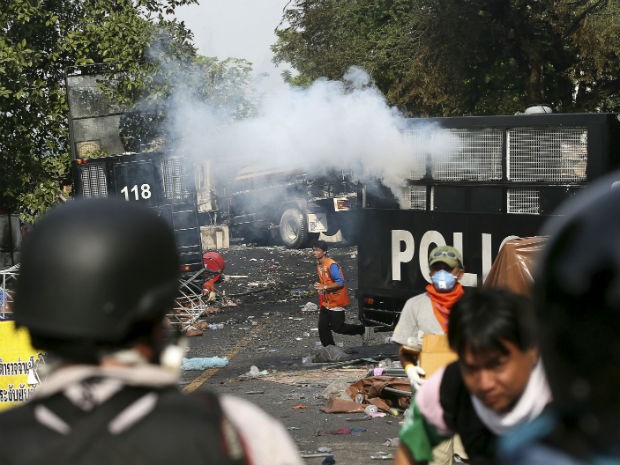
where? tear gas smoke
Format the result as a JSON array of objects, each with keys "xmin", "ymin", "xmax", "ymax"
[{"xmin": 166, "ymin": 65, "xmax": 461, "ymax": 204}]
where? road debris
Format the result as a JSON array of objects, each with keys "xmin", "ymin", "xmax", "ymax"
[{"xmin": 182, "ymin": 356, "xmax": 228, "ymax": 370}]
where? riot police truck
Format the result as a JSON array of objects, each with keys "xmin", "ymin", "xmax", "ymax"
[
  {"xmin": 72, "ymin": 151, "xmax": 204, "ymax": 272},
  {"xmin": 357, "ymin": 112, "xmax": 620, "ymax": 329}
]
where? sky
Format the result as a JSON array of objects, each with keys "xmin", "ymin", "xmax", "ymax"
[{"xmin": 175, "ymin": 0, "xmax": 289, "ymax": 87}]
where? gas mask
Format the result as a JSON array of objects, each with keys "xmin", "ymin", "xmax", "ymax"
[{"xmin": 431, "ymin": 269, "xmax": 457, "ymax": 292}]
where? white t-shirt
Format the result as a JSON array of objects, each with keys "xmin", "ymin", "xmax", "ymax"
[{"xmin": 391, "ymin": 292, "xmax": 444, "ymax": 350}]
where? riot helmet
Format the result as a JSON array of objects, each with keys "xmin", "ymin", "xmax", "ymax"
[
  {"xmin": 533, "ymin": 171, "xmax": 620, "ymax": 456},
  {"xmin": 14, "ymin": 198, "xmax": 180, "ymax": 358}
]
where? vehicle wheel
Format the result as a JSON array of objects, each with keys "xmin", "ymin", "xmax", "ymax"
[{"xmin": 279, "ymin": 208, "xmax": 308, "ymax": 248}]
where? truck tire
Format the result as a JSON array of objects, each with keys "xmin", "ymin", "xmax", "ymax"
[{"xmin": 279, "ymin": 207, "xmax": 308, "ymax": 248}]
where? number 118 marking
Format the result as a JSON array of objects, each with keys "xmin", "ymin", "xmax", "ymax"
[{"xmin": 120, "ymin": 184, "xmax": 152, "ymax": 200}]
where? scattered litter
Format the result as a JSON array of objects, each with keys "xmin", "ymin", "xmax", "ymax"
[
  {"xmin": 312, "ymin": 344, "xmax": 350, "ymax": 363},
  {"xmin": 321, "ymin": 380, "xmax": 352, "ymax": 400},
  {"xmin": 182, "ymin": 356, "xmax": 228, "ymax": 370},
  {"xmin": 373, "ymin": 367, "xmax": 385, "ymax": 376},
  {"xmin": 350, "ymin": 426, "xmax": 367, "ymax": 435},
  {"xmin": 321, "ymin": 455, "xmax": 335, "ymax": 465},
  {"xmin": 301, "ymin": 302, "xmax": 319, "ymax": 312},
  {"xmin": 185, "ymin": 327, "xmax": 204, "ymax": 337},
  {"xmin": 328, "ymin": 427, "xmax": 351, "ymax": 435},
  {"xmin": 382, "ymin": 437, "xmax": 400, "ymax": 447},
  {"xmin": 208, "ymin": 323, "xmax": 224, "ymax": 330},
  {"xmin": 364, "ymin": 405, "xmax": 379, "ymax": 415},
  {"xmin": 287, "ymin": 426, "xmax": 301, "ymax": 430},
  {"xmin": 317, "ymin": 447, "xmax": 332, "ymax": 453},
  {"xmin": 244, "ymin": 390, "xmax": 264, "ymax": 395},
  {"xmin": 242, "ymin": 365, "xmax": 269, "ymax": 378},
  {"xmin": 300, "ymin": 453, "xmax": 332, "ymax": 458},
  {"xmin": 292, "ymin": 404, "xmax": 309, "ymax": 409},
  {"xmin": 371, "ymin": 453, "xmax": 394, "ymax": 460}
]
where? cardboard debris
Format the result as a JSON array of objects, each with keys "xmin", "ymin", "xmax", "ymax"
[
  {"xmin": 346, "ymin": 376, "xmax": 412, "ymax": 411},
  {"xmin": 320, "ymin": 398, "xmax": 367, "ymax": 414},
  {"xmin": 418, "ymin": 334, "xmax": 458, "ymax": 378}
]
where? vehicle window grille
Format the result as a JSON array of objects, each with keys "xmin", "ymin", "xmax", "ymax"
[
  {"xmin": 507, "ymin": 188, "xmax": 540, "ymax": 215},
  {"xmin": 431, "ymin": 129, "xmax": 503, "ymax": 181},
  {"xmin": 80, "ymin": 163, "xmax": 107, "ymax": 197},
  {"xmin": 408, "ymin": 185, "xmax": 427, "ymax": 210},
  {"xmin": 507, "ymin": 127, "xmax": 588, "ymax": 182},
  {"xmin": 162, "ymin": 158, "xmax": 188, "ymax": 200}
]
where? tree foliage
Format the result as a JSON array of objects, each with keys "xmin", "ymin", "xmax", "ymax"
[
  {"xmin": 0, "ymin": 0, "xmax": 208, "ymax": 222},
  {"xmin": 273, "ymin": 0, "xmax": 620, "ymax": 116}
]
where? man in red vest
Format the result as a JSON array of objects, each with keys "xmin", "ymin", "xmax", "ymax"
[{"xmin": 312, "ymin": 240, "xmax": 366, "ymax": 348}]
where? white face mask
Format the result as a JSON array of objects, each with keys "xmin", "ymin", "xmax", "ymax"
[{"xmin": 432, "ymin": 269, "xmax": 457, "ymax": 291}]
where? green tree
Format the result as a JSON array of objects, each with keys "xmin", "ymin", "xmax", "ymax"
[
  {"xmin": 273, "ymin": 0, "xmax": 620, "ymax": 116},
  {"xmin": 0, "ymin": 0, "xmax": 198, "ymax": 222}
]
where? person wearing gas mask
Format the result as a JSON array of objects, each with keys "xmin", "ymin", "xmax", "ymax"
[
  {"xmin": 0, "ymin": 199, "xmax": 302, "ymax": 465},
  {"xmin": 392, "ymin": 245, "xmax": 466, "ymax": 388},
  {"xmin": 392, "ymin": 245, "xmax": 467, "ymax": 465}
]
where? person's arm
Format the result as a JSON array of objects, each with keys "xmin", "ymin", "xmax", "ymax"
[
  {"xmin": 324, "ymin": 263, "xmax": 345, "ymax": 292},
  {"xmin": 394, "ymin": 442, "xmax": 424, "ymax": 465}
]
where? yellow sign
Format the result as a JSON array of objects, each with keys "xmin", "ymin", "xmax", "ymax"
[{"xmin": 0, "ymin": 319, "xmax": 43, "ymax": 411}]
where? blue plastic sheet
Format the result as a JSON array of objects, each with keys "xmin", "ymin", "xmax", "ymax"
[{"xmin": 182, "ymin": 356, "xmax": 229, "ymax": 370}]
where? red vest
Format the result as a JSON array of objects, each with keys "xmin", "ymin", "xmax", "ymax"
[{"xmin": 317, "ymin": 257, "xmax": 350, "ymax": 308}]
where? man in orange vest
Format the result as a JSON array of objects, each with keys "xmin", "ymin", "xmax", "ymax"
[{"xmin": 312, "ymin": 240, "xmax": 366, "ymax": 347}]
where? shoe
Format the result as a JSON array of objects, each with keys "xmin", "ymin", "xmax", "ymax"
[{"xmin": 362, "ymin": 326, "xmax": 373, "ymax": 346}]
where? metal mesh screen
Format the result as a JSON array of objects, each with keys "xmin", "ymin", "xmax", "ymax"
[
  {"xmin": 162, "ymin": 158, "xmax": 188, "ymax": 200},
  {"xmin": 66, "ymin": 74, "xmax": 123, "ymax": 119},
  {"xmin": 79, "ymin": 163, "xmax": 108, "ymax": 197},
  {"xmin": 507, "ymin": 188, "xmax": 540, "ymax": 214},
  {"xmin": 66, "ymin": 72, "xmax": 126, "ymax": 156},
  {"xmin": 432, "ymin": 129, "xmax": 503, "ymax": 181},
  {"xmin": 408, "ymin": 185, "xmax": 427, "ymax": 210},
  {"xmin": 507, "ymin": 127, "xmax": 588, "ymax": 182},
  {"xmin": 404, "ymin": 129, "xmax": 429, "ymax": 180}
]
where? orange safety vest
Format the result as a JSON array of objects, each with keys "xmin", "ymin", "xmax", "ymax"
[{"xmin": 316, "ymin": 257, "xmax": 350, "ymax": 309}]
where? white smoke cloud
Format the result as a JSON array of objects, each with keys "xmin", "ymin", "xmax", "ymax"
[{"xmin": 167, "ymin": 65, "xmax": 461, "ymax": 203}]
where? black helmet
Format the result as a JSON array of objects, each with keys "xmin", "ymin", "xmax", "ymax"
[
  {"xmin": 534, "ymin": 171, "xmax": 620, "ymax": 454},
  {"xmin": 14, "ymin": 198, "xmax": 179, "ymax": 349}
]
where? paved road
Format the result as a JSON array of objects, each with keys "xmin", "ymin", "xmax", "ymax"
[{"xmin": 176, "ymin": 245, "xmax": 406, "ymax": 465}]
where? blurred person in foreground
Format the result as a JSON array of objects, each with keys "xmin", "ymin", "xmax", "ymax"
[
  {"xmin": 0, "ymin": 198, "xmax": 302, "ymax": 465},
  {"xmin": 500, "ymin": 172, "xmax": 620, "ymax": 465},
  {"xmin": 394, "ymin": 288, "xmax": 551, "ymax": 465}
]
